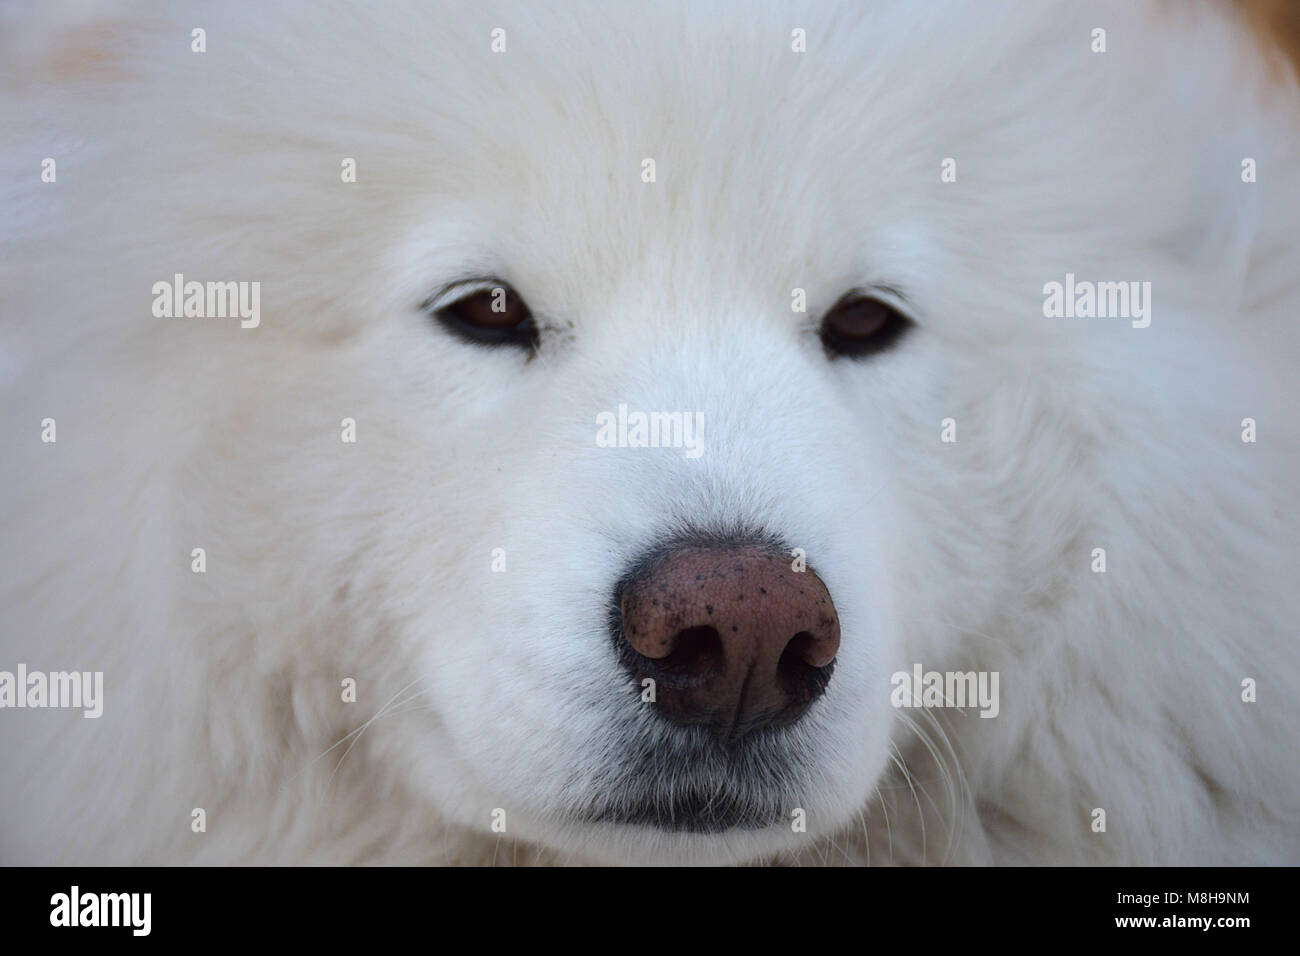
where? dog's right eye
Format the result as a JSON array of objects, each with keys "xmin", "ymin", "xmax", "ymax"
[
  {"xmin": 426, "ymin": 284, "xmax": 538, "ymax": 350},
  {"xmin": 819, "ymin": 292, "xmax": 912, "ymax": 359}
]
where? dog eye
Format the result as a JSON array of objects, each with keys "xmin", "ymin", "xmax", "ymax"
[
  {"xmin": 427, "ymin": 283, "xmax": 538, "ymax": 350},
  {"xmin": 819, "ymin": 293, "xmax": 911, "ymax": 358}
]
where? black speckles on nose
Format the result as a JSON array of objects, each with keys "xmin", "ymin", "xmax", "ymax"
[{"xmin": 613, "ymin": 541, "xmax": 842, "ymax": 743}]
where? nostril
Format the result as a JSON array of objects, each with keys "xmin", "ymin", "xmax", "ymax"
[
  {"xmin": 781, "ymin": 631, "xmax": 817, "ymax": 671},
  {"xmin": 777, "ymin": 631, "xmax": 837, "ymax": 703},
  {"xmin": 784, "ymin": 627, "xmax": 839, "ymax": 669},
  {"xmin": 658, "ymin": 625, "xmax": 724, "ymax": 682}
]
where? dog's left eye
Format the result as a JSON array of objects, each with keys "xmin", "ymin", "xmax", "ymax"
[
  {"xmin": 426, "ymin": 283, "xmax": 538, "ymax": 350},
  {"xmin": 820, "ymin": 293, "xmax": 911, "ymax": 358}
]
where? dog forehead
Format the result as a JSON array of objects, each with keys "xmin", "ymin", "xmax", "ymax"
[
  {"xmin": 347, "ymin": 0, "xmax": 1185, "ymax": 334},
  {"xmin": 407, "ymin": 43, "xmax": 895, "ymax": 308},
  {"xmin": 391, "ymin": 0, "xmax": 1111, "ymax": 300}
]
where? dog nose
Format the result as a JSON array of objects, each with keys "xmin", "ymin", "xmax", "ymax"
[{"xmin": 616, "ymin": 542, "xmax": 840, "ymax": 744}]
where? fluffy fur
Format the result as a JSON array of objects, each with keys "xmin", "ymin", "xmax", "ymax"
[{"xmin": 1, "ymin": 0, "xmax": 1298, "ymax": 865}]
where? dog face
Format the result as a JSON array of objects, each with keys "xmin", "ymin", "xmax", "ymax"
[
  {"xmin": 6, "ymin": 0, "xmax": 1276, "ymax": 865},
  {"xmin": 373, "ymin": 71, "xmax": 919, "ymax": 861},
  {"xmin": 271, "ymin": 1, "xmax": 1168, "ymax": 863}
]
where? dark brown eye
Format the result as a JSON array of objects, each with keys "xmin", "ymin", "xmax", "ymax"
[
  {"xmin": 428, "ymin": 283, "xmax": 537, "ymax": 350},
  {"xmin": 820, "ymin": 293, "xmax": 911, "ymax": 358}
]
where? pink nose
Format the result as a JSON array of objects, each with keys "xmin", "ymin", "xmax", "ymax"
[{"xmin": 617, "ymin": 543, "xmax": 840, "ymax": 744}]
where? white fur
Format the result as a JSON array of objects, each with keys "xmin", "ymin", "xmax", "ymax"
[{"xmin": 2, "ymin": 0, "xmax": 1298, "ymax": 865}]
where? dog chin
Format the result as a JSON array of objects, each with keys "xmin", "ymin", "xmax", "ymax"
[
  {"xmin": 581, "ymin": 789, "xmax": 787, "ymax": 833},
  {"xmin": 544, "ymin": 816, "xmax": 808, "ymax": 867}
]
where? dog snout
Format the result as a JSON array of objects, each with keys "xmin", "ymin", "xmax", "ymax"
[{"xmin": 615, "ymin": 541, "xmax": 840, "ymax": 744}]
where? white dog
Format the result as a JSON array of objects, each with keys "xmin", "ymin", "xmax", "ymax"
[{"xmin": 2, "ymin": 0, "xmax": 1297, "ymax": 865}]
